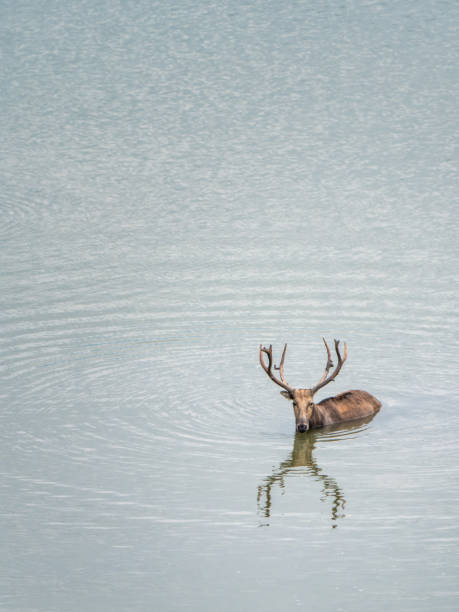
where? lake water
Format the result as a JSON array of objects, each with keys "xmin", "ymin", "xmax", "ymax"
[{"xmin": 1, "ymin": 1, "xmax": 458, "ymax": 610}]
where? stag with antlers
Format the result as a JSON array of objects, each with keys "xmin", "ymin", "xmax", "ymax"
[{"xmin": 259, "ymin": 339, "xmax": 381, "ymax": 432}]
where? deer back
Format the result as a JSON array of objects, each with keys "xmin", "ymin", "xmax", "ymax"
[{"xmin": 313, "ymin": 390, "xmax": 381, "ymax": 427}]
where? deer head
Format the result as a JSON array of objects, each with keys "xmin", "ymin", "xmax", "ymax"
[{"xmin": 259, "ymin": 339, "xmax": 348, "ymax": 432}]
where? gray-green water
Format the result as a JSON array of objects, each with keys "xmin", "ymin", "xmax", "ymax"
[{"xmin": 1, "ymin": 1, "xmax": 458, "ymax": 610}]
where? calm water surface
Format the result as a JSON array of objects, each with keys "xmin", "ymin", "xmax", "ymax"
[{"xmin": 1, "ymin": 1, "xmax": 458, "ymax": 610}]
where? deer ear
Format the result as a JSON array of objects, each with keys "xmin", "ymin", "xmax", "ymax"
[{"xmin": 280, "ymin": 391, "xmax": 292, "ymax": 400}]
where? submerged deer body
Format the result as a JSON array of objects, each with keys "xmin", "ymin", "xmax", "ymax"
[{"xmin": 259, "ymin": 339, "xmax": 381, "ymax": 432}]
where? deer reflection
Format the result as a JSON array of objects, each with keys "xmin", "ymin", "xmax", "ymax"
[{"xmin": 257, "ymin": 415, "xmax": 377, "ymax": 528}]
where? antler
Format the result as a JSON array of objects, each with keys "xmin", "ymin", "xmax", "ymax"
[
  {"xmin": 311, "ymin": 339, "xmax": 348, "ymax": 395},
  {"xmin": 259, "ymin": 344, "xmax": 294, "ymax": 395}
]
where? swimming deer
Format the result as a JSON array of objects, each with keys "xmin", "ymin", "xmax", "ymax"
[{"xmin": 259, "ymin": 339, "xmax": 381, "ymax": 432}]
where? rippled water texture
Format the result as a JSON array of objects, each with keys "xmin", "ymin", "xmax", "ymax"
[{"xmin": 1, "ymin": 1, "xmax": 458, "ymax": 610}]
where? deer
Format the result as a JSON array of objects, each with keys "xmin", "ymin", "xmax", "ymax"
[{"xmin": 259, "ymin": 338, "xmax": 381, "ymax": 433}]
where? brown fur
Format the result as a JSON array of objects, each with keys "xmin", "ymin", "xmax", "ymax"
[
  {"xmin": 281, "ymin": 388, "xmax": 381, "ymax": 431},
  {"xmin": 312, "ymin": 390, "xmax": 381, "ymax": 429}
]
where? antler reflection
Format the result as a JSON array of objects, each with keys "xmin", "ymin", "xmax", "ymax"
[{"xmin": 257, "ymin": 416, "xmax": 377, "ymax": 528}]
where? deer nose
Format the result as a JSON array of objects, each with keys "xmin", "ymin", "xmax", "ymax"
[{"xmin": 297, "ymin": 423, "xmax": 309, "ymax": 433}]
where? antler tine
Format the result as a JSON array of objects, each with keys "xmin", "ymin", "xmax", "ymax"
[
  {"xmin": 274, "ymin": 344, "xmax": 289, "ymax": 385},
  {"xmin": 259, "ymin": 344, "xmax": 274, "ymax": 377},
  {"xmin": 311, "ymin": 338, "xmax": 348, "ymax": 395},
  {"xmin": 316, "ymin": 337, "xmax": 334, "ymax": 385},
  {"xmin": 259, "ymin": 343, "xmax": 293, "ymax": 394}
]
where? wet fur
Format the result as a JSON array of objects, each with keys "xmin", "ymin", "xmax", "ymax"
[{"xmin": 311, "ymin": 390, "xmax": 381, "ymax": 429}]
